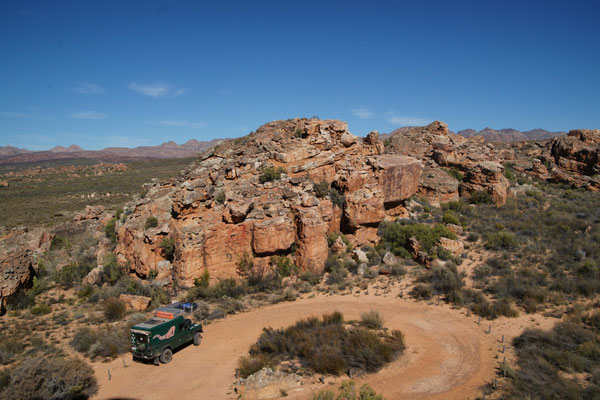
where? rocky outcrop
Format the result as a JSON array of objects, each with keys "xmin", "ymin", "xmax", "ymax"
[
  {"xmin": 0, "ymin": 228, "xmax": 49, "ymax": 312},
  {"xmin": 548, "ymin": 129, "xmax": 600, "ymax": 190},
  {"xmin": 113, "ymin": 118, "xmax": 514, "ymax": 286},
  {"xmin": 460, "ymin": 162, "xmax": 510, "ymax": 206},
  {"xmin": 385, "ymin": 121, "xmax": 512, "ymax": 205}
]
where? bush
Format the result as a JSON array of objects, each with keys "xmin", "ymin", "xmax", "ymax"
[
  {"xmin": 314, "ymin": 180, "xmax": 330, "ymax": 198},
  {"xmin": 411, "ymin": 283, "xmax": 433, "ymax": 299},
  {"xmin": 0, "ymin": 337, "xmax": 25, "ymax": 365},
  {"xmin": 160, "ymin": 236, "xmax": 176, "ymax": 261},
  {"xmin": 505, "ymin": 321, "xmax": 600, "ymax": 398},
  {"xmin": 101, "ymin": 298, "xmax": 127, "ymax": 321},
  {"xmin": 312, "ymin": 381, "xmax": 385, "ymax": 400},
  {"xmin": 442, "ymin": 167, "xmax": 464, "ymax": 182},
  {"xmin": 485, "ymin": 231, "xmax": 518, "ymax": 250},
  {"xmin": 105, "ymin": 218, "xmax": 117, "ymax": 243},
  {"xmin": 53, "ymin": 262, "xmax": 94, "ymax": 288},
  {"xmin": 241, "ymin": 312, "xmax": 405, "ymax": 378},
  {"xmin": 214, "ymin": 190, "xmax": 225, "ymax": 204},
  {"xmin": 381, "ymin": 222, "xmax": 456, "ymax": 257},
  {"xmin": 238, "ymin": 354, "xmax": 271, "ymax": 378},
  {"xmin": 145, "ymin": 216, "xmax": 158, "ymax": 229},
  {"xmin": 70, "ymin": 328, "xmax": 97, "ymax": 353},
  {"xmin": 259, "ymin": 165, "xmax": 285, "ymax": 183},
  {"xmin": 31, "ymin": 302, "xmax": 51, "ymax": 316},
  {"xmin": 442, "ymin": 211, "xmax": 460, "ymax": 226},
  {"xmin": 1, "ymin": 356, "xmax": 97, "ymax": 400},
  {"xmin": 360, "ymin": 310, "xmax": 384, "ymax": 330},
  {"xmin": 469, "ymin": 191, "xmax": 493, "ymax": 204},
  {"xmin": 329, "ymin": 187, "xmax": 346, "ymax": 208}
]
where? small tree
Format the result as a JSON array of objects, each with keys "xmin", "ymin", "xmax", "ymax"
[{"xmin": 259, "ymin": 165, "xmax": 285, "ymax": 183}]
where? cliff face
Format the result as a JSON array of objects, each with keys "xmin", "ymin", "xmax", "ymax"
[{"xmin": 114, "ymin": 118, "xmax": 513, "ymax": 287}]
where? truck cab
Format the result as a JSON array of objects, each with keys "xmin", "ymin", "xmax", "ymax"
[{"xmin": 131, "ymin": 302, "xmax": 203, "ymax": 365}]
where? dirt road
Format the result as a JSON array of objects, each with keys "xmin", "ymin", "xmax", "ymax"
[{"xmin": 93, "ymin": 292, "xmax": 501, "ymax": 400}]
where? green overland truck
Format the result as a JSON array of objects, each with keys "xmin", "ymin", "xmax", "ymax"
[{"xmin": 130, "ymin": 302, "xmax": 203, "ymax": 365}]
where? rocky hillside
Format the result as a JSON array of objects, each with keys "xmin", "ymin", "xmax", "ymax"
[
  {"xmin": 0, "ymin": 139, "xmax": 224, "ymax": 164},
  {"xmin": 457, "ymin": 127, "xmax": 565, "ymax": 142},
  {"xmin": 113, "ymin": 118, "xmax": 513, "ymax": 288}
]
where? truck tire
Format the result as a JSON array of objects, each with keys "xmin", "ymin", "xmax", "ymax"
[
  {"xmin": 159, "ymin": 348, "xmax": 172, "ymax": 364},
  {"xmin": 193, "ymin": 332, "xmax": 201, "ymax": 346}
]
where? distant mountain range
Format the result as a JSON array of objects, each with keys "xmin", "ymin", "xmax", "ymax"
[
  {"xmin": 456, "ymin": 127, "xmax": 565, "ymax": 142},
  {"xmin": 0, "ymin": 139, "xmax": 224, "ymax": 164}
]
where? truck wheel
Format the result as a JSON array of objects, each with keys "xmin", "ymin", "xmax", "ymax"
[
  {"xmin": 159, "ymin": 348, "xmax": 172, "ymax": 364},
  {"xmin": 193, "ymin": 332, "xmax": 202, "ymax": 346}
]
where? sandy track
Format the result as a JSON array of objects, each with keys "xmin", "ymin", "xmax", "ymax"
[{"xmin": 93, "ymin": 293, "xmax": 500, "ymax": 400}]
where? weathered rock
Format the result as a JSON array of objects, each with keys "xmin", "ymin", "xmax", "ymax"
[
  {"xmin": 372, "ymin": 155, "xmax": 422, "ymax": 203},
  {"xmin": 74, "ymin": 205, "xmax": 106, "ymax": 221},
  {"xmin": 460, "ymin": 161, "xmax": 510, "ymax": 206},
  {"xmin": 252, "ymin": 217, "xmax": 295, "ymax": 255},
  {"xmin": 340, "ymin": 131, "xmax": 358, "ymax": 147},
  {"xmin": 235, "ymin": 368, "xmax": 302, "ymax": 400},
  {"xmin": 344, "ymin": 186, "xmax": 385, "ymax": 228},
  {"xmin": 353, "ymin": 249, "xmax": 369, "ymax": 264},
  {"xmin": 419, "ymin": 167, "xmax": 459, "ymax": 206},
  {"xmin": 294, "ymin": 207, "xmax": 328, "ymax": 272},
  {"xmin": 119, "ymin": 294, "xmax": 151, "ymax": 311},
  {"xmin": 445, "ymin": 224, "xmax": 463, "ymax": 235},
  {"xmin": 438, "ymin": 237, "xmax": 464, "ymax": 256},
  {"xmin": 83, "ymin": 265, "xmax": 104, "ymax": 286},
  {"xmin": 223, "ymin": 201, "xmax": 253, "ymax": 224}
]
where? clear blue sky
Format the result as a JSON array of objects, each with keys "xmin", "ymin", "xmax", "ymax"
[{"xmin": 1, "ymin": 0, "xmax": 599, "ymax": 150}]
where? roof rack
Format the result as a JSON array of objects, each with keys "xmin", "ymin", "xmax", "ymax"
[{"xmin": 154, "ymin": 302, "xmax": 198, "ymax": 320}]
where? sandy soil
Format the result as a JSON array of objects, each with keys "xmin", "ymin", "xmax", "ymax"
[{"xmin": 92, "ymin": 285, "xmax": 545, "ymax": 400}]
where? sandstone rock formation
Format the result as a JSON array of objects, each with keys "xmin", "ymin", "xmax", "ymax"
[
  {"xmin": 113, "ymin": 118, "xmax": 520, "ymax": 287},
  {"xmin": 115, "ymin": 119, "xmax": 424, "ymax": 286},
  {"xmin": 119, "ymin": 294, "xmax": 151, "ymax": 311},
  {"xmin": 385, "ymin": 121, "xmax": 513, "ymax": 205}
]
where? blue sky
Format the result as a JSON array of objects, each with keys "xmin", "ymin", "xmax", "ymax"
[{"xmin": 1, "ymin": 0, "xmax": 599, "ymax": 150}]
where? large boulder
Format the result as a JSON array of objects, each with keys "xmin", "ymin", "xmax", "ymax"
[
  {"xmin": 119, "ymin": 294, "xmax": 151, "ymax": 311},
  {"xmin": 371, "ymin": 154, "xmax": 422, "ymax": 203},
  {"xmin": 419, "ymin": 167, "xmax": 460, "ymax": 206}
]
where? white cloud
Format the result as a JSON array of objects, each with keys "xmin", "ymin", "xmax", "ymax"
[
  {"xmin": 74, "ymin": 82, "xmax": 105, "ymax": 94},
  {"xmin": 128, "ymin": 82, "xmax": 187, "ymax": 98},
  {"xmin": 158, "ymin": 120, "xmax": 205, "ymax": 128},
  {"xmin": 71, "ymin": 111, "xmax": 107, "ymax": 120},
  {"xmin": 387, "ymin": 115, "xmax": 431, "ymax": 126},
  {"xmin": 0, "ymin": 111, "xmax": 35, "ymax": 118},
  {"xmin": 352, "ymin": 108, "xmax": 373, "ymax": 119}
]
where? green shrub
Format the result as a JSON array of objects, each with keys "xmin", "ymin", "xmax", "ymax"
[
  {"xmin": 442, "ymin": 211, "xmax": 460, "ymax": 226},
  {"xmin": 101, "ymin": 253, "xmax": 123, "ymax": 284},
  {"xmin": 312, "ymin": 382, "xmax": 385, "ymax": 400},
  {"xmin": 485, "ymin": 231, "xmax": 517, "ymax": 250},
  {"xmin": 214, "ymin": 190, "xmax": 225, "ymax": 204},
  {"xmin": 381, "ymin": 222, "xmax": 456, "ymax": 256},
  {"xmin": 270, "ymin": 255, "xmax": 297, "ymax": 277},
  {"xmin": 442, "ymin": 167, "xmax": 464, "ymax": 181},
  {"xmin": 101, "ymin": 298, "xmax": 126, "ymax": 321},
  {"xmin": 53, "ymin": 262, "xmax": 94, "ymax": 288},
  {"xmin": 241, "ymin": 312, "xmax": 405, "ymax": 378},
  {"xmin": 70, "ymin": 328, "xmax": 97, "ymax": 353},
  {"xmin": 259, "ymin": 165, "xmax": 285, "ymax": 183},
  {"xmin": 160, "ymin": 236, "xmax": 176, "ymax": 261},
  {"xmin": 0, "ymin": 356, "xmax": 97, "ymax": 400},
  {"xmin": 31, "ymin": 302, "xmax": 51, "ymax": 316},
  {"xmin": 469, "ymin": 191, "xmax": 493, "ymax": 204},
  {"xmin": 105, "ymin": 218, "xmax": 117, "ymax": 243},
  {"xmin": 145, "ymin": 216, "xmax": 158, "ymax": 229}
]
